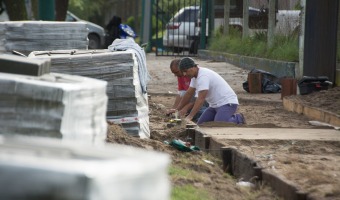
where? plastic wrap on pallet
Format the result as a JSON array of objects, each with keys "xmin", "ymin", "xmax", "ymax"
[
  {"xmin": 0, "ymin": 135, "xmax": 171, "ymax": 200},
  {"xmin": 28, "ymin": 50, "xmax": 150, "ymax": 138},
  {"xmin": 108, "ymin": 38, "xmax": 151, "ymax": 93},
  {"xmin": 0, "ymin": 72, "xmax": 108, "ymax": 145},
  {"xmin": 0, "ymin": 21, "xmax": 88, "ymax": 55}
]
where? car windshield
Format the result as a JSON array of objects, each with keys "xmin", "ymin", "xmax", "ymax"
[
  {"xmin": 65, "ymin": 14, "xmax": 75, "ymax": 21},
  {"xmin": 173, "ymin": 8, "xmax": 199, "ymax": 22}
]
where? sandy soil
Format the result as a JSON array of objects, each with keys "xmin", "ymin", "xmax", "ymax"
[
  {"xmin": 107, "ymin": 98, "xmax": 281, "ymax": 200},
  {"xmin": 106, "ymin": 54, "xmax": 340, "ymax": 200}
]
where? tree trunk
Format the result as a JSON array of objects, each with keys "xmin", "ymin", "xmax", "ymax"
[
  {"xmin": 242, "ymin": 0, "xmax": 249, "ymax": 39},
  {"xmin": 223, "ymin": 0, "xmax": 230, "ymax": 35},
  {"xmin": 55, "ymin": 0, "xmax": 69, "ymax": 21},
  {"xmin": 31, "ymin": 0, "xmax": 39, "ymax": 20},
  {"xmin": 267, "ymin": 0, "xmax": 276, "ymax": 48},
  {"xmin": 3, "ymin": 0, "xmax": 27, "ymax": 20}
]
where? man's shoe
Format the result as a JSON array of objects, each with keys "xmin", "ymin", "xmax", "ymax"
[{"xmin": 240, "ymin": 113, "xmax": 246, "ymax": 124}]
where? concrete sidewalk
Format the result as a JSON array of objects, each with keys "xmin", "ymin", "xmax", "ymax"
[{"xmin": 197, "ymin": 127, "xmax": 340, "ymax": 141}]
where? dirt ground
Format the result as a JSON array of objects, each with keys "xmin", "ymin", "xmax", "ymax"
[{"xmin": 107, "ymin": 54, "xmax": 340, "ymax": 200}]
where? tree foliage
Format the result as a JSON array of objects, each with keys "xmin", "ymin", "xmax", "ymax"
[
  {"xmin": 153, "ymin": 0, "xmax": 200, "ymax": 35},
  {"xmin": 68, "ymin": 0, "xmax": 107, "ymax": 21},
  {"xmin": 2, "ymin": 0, "xmax": 69, "ymax": 21},
  {"xmin": 3, "ymin": 0, "xmax": 27, "ymax": 20},
  {"xmin": 68, "ymin": 0, "xmax": 115, "ymax": 27},
  {"xmin": 156, "ymin": 0, "xmax": 200, "ymax": 21}
]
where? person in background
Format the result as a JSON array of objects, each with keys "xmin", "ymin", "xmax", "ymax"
[
  {"xmin": 166, "ymin": 59, "xmax": 207, "ymax": 122},
  {"xmin": 166, "ymin": 59, "xmax": 190, "ymax": 114},
  {"xmin": 176, "ymin": 57, "xmax": 246, "ymax": 125},
  {"xmin": 106, "ymin": 15, "xmax": 122, "ymax": 46}
]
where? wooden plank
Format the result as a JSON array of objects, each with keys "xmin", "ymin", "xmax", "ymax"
[
  {"xmin": 248, "ymin": 73, "xmax": 262, "ymax": 93},
  {"xmin": 281, "ymin": 78, "xmax": 297, "ymax": 99}
]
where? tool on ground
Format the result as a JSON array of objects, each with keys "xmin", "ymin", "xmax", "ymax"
[{"xmin": 166, "ymin": 110, "xmax": 182, "ymax": 128}]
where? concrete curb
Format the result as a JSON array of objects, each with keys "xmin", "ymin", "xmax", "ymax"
[
  {"xmin": 194, "ymin": 130, "xmax": 309, "ymax": 200},
  {"xmin": 198, "ymin": 50, "xmax": 299, "ymax": 78},
  {"xmin": 283, "ymin": 97, "xmax": 340, "ymax": 127}
]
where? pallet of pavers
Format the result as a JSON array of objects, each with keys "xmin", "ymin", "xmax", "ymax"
[
  {"xmin": 29, "ymin": 49, "xmax": 150, "ymax": 138},
  {"xmin": 0, "ymin": 134, "xmax": 170, "ymax": 200},
  {"xmin": 0, "ymin": 70, "xmax": 108, "ymax": 145},
  {"xmin": 0, "ymin": 21, "xmax": 88, "ymax": 55}
]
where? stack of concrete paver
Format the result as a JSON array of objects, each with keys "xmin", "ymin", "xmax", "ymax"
[
  {"xmin": 29, "ymin": 49, "xmax": 150, "ymax": 138},
  {"xmin": 0, "ymin": 58, "xmax": 108, "ymax": 144},
  {"xmin": 0, "ymin": 21, "xmax": 88, "ymax": 55},
  {"xmin": 0, "ymin": 53, "xmax": 167, "ymax": 200},
  {"xmin": 0, "ymin": 134, "xmax": 171, "ymax": 200}
]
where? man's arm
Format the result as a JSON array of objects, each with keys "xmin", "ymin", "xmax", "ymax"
[
  {"xmin": 186, "ymin": 90, "xmax": 208, "ymax": 121},
  {"xmin": 166, "ymin": 94, "xmax": 182, "ymax": 115},
  {"xmin": 173, "ymin": 89, "xmax": 186, "ymax": 109},
  {"xmin": 179, "ymin": 101, "xmax": 194, "ymax": 116},
  {"xmin": 176, "ymin": 87, "xmax": 195, "ymax": 114},
  {"xmin": 172, "ymin": 94, "xmax": 181, "ymax": 108}
]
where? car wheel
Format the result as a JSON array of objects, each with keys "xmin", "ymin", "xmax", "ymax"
[{"xmin": 88, "ymin": 34, "xmax": 100, "ymax": 49}]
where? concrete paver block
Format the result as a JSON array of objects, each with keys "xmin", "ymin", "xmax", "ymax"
[{"xmin": 0, "ymin": 54, "xmax": 50, "ymax": 76}]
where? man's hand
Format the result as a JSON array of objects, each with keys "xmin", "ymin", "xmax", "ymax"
[
  {"xmin": 178, "ymin": 108, "xmax": 188, "ymax": 117},
  {"xmin": 166, "ymin": 108, "xmax": 176, "ymax": 116},
  {"xmin": 185, "ymin": 115, "xmax": 194, "ymax": 123}
]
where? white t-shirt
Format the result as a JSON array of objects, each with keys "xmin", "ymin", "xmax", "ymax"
[{"xmin": 190, "ymin": 67, "xmax": 238, "ymax": 108}]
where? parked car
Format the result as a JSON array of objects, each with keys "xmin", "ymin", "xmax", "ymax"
[
  {"xmin": 66, "ymin": 11, "xmax": 106, "ymax": 49},
  {"xmin": 163, "ymin": 6, "xmax": 199, "ymax": 53},
  {"xmin": 163, "ymin": 5, "xmax": 299, "ymax": 54},
  {"xmin": 163, "ymin": 5, "xmax": 249, "ymax": 54}
]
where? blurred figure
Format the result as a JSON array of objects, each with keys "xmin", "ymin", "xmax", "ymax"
[{"xmin": 106, "ymin": 15, "xmax": 122, "ymax": 46}]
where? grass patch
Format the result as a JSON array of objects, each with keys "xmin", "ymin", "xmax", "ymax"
[
  {"xmin": 169, "ymin": 164, "xmax": 207, "ymax": 183},
  {"xmin": 169, "ymin": 166, "xmax": 192, "ymax": 178},
  {"xmin": 171, "ymin": 185, "xmax": 212, "ymax": 200},
  {"xmin": 208, "ymin": 28, "xmax": 299, "ymax": 62},
  {"xmin": 169, "ymin": 166, "xmax": 212, "ymax": 200}
]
